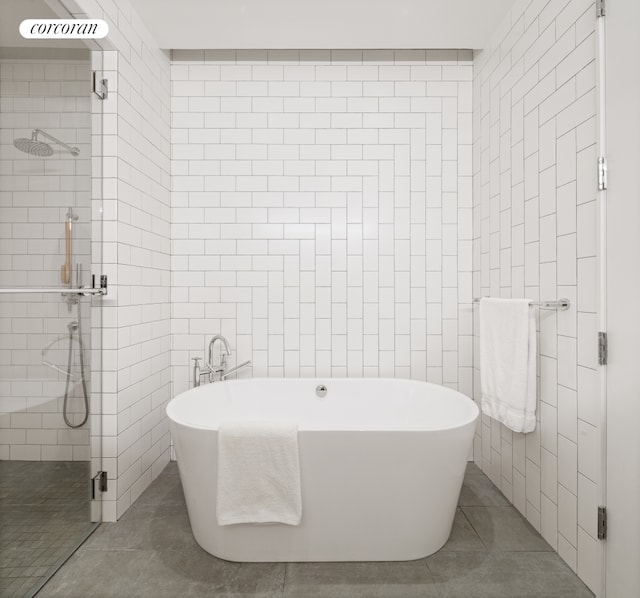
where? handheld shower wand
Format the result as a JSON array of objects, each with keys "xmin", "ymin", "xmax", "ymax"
[
  {"xmin": 63, "ymin": 264, "xmax": 89, "ymax": 428},
  {"xmin": 61, "ymin": 207, "xmax": 78, "ymax": 286}
]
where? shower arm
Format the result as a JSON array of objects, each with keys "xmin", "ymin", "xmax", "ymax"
[{"xmin": 34, "ymin": 129, "xmax": 80, "ymax": 156}]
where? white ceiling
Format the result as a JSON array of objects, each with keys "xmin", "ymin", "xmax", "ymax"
[
  {"xmin": 0, "ymin": 0, "xmax": 85, "ymax": 48},
  {"xmin": 132, "ymin": 0, "xmax": 517, "ymax": 50},
  {"xmin": 0, "ymin": 0, "xmax": 517, "ymax": 52}
]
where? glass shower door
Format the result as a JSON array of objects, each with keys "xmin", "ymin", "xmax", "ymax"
[{"xmin": 0, "ymin": 36, "xmax": 104, "ymax": 597}]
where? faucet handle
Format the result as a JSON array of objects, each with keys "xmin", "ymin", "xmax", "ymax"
[
  {"xmin": 192, "ymin": 357, "xmax": 213, "ymax": 386},
  {"xmin": 192, "ymin": 357, "xmax": 202, "ymax": 387}
]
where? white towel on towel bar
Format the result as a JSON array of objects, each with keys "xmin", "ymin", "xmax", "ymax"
[
  {"xmin": 479, "ymin": 298, "xmax": 537, "ymax": 433},
  {"xmin": 216, "ymin": 421, "xmax": 302, "ymax": 526}
]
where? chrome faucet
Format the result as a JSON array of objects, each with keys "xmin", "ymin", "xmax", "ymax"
[
  {"xmin": 208, "ymin": 334, "xmax": 232, "ymax": 379},
  {"xmin": 192, "ymin": 334, "xmax": 252, "ymax": 386}
]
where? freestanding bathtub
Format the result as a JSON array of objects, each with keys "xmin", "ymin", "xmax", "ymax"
[{"xmin": 167, "ymin": 378, "xmax": 479, "ymax": 562}]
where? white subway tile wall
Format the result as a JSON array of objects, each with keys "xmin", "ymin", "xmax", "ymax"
[
  {"xmin": 169, "ymin": 49, "xmax": 474, "ymax": 397},
  {"xmin": 63, "ymin": 0, "xmax": 173, "ymax": 521},
  {"xmin": 473, "ymin": 0, "xmax": 600, "ymax": 592},
  {"xmin": 0, "ymin": 57, "xmax": 92, "ymax": 461}
]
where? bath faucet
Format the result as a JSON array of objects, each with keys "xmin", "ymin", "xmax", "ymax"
[
  {"xmin": 207, "ymin": 334, "xmax": 232, "ymax": 380},
  {"xmin": 191, "ymin": 335, "xmax": 251, "ymax": 386}
]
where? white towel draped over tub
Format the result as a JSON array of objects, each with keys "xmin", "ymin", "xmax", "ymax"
[
  {"xmin": 479, "ymin": 298, "xmax": 537, "ymax": 433},
  {"xmin": 216, "ymin": 421, "xmax": 302, "ymax": 526}
]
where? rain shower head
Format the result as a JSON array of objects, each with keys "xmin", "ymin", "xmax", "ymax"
[
  {"xmin": 13, "ymin": 136, "xmax": 54, "ymax": 157},
  {"xmin": 13, "ymin": 129, "xmax": 80, "ymax": 157}
]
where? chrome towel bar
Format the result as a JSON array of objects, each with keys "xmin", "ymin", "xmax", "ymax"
[{"xmin": 473, "ymin": 297, "xmax": 570, "ymax": 311}]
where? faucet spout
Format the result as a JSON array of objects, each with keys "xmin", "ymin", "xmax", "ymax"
[
  {"xmin": 203, "ymin": 334, "xmax": 251, "ymax": 383},
  {"xmin": 207, "ymin": 334, "xmax": 232, "ymax": 379},
  {"xmin": 211, "ymin": 334, "xmax": 231, "ymax": 354}
]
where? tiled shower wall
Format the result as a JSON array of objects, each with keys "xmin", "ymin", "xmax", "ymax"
[
  {"xmin": 472, "ymin": 0, "xmax": 600, "ymax": 592},
  {"xmin": 60, "ymin": 0, "xmax": 173, "ymax": 521},
  {"xmin": 170, "ymin": 50, "xmax": 474, "ymax": 395},
  {"xmin": 0, "ymin": 56, "xmax": 92, "ymax": 460}
]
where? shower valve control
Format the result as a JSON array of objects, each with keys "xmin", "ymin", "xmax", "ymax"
[{"xmin": 87, "ymin": 274, "xmax": 108, "ymax": 296}]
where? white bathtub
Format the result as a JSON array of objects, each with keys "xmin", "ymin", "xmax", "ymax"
[{"xmin": 167, "ymin": 377, "xmax": 479, "ymax": 562}]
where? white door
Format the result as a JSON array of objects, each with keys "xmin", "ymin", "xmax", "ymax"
[{"xmin": 604, "ymin": 0, "xmax": 640, "ymax": 596}]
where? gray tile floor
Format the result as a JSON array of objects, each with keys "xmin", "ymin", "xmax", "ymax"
[
  {"xmin": 36, "ymin": 462, "xmax": 594, "ymax": 598},
  {"xmin": 0, "ymin": 461, "xmax": 96, "ymax": 598}
]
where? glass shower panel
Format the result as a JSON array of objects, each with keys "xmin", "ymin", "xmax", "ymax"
[{"xmin": 0, "ymin": 38, "xmax": 103, "ymax": 597}]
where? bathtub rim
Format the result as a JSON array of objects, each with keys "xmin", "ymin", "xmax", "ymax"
[{"xmin": 167, "ymin": 377, "xmax": 479, "ymax": 434}]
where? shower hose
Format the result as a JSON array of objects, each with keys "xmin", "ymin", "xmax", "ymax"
[{"xmin": 63, "ymin": 299, "xmax": 89, "ymax": 428}]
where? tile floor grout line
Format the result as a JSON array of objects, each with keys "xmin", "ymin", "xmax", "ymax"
[
  {"xmin": 282, "ymin": 561, "xmax": 288, "ymax": 596},
  {"xmin": 458, "ymin": 506, "xmax": 491, "ymax": 552}
]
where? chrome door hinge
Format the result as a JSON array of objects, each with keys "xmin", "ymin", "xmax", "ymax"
[
  {"xmin": 596, "ymin": 0, "xmax": 606, "ymax": 17},
  {"xmin": 598, "ymin": 331, "xmax": 608, "ymax": 365},
  {"xmin": 91, "ymin": 471, "xmax": 108, "ymax": 499},
  {"xmin": 598, "ymin": 506, "xmax": 607, "ymax": 540},
  {"xmin": 598, "ymin": 156, "xmax": 608, "ymax": 190},
  {"xmin": 93, "ymin": 71, "xmax": 108, "ymax": 100}
]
